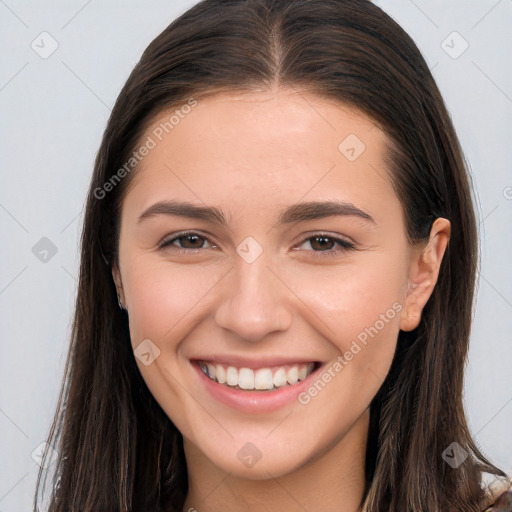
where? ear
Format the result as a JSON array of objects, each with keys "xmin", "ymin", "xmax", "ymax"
[
  {"xmin": 399, "ymin": 217, "xmax": 451, "ymax": 332},
  {"xmin": 111, "ymin": 263, "xmax": 126, "ymax": 307}
]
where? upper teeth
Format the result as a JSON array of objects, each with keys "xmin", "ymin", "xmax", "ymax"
[{"xmin": 198, "ymin": 361, "xmax": 315, "ymax": 390}]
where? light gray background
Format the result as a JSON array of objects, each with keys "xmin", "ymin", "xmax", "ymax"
[{"xmin": 1, "ymin": 0, "xmax": 511, "ymax": 510}]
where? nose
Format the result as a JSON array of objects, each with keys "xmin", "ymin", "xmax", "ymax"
[{"xmin": 214, "ymin": 252, "xmax": 293, "ymax": 343}]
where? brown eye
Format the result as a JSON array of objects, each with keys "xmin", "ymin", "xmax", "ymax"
[
  {"xmin": 158, "ymin": 232, "xmax": 213, "ymax": 251},
  {"xmin": 175, "ymin": 234, "xmax": 206, "ymax": 249},
  {"xmin": 295, "ymin": 233, "xmax": 356, "ymax": 257},
  {"xmin": 309, "ymin": 235, "xmax": 337, "ymax": 251}
]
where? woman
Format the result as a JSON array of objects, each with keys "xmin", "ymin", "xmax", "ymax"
[{"xmin": 34, "ymin": 0, "xmax": 511, "ymax": 511}]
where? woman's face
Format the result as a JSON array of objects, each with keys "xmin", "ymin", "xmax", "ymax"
[{"xmin": 113, "ymin": 88, "xmax": 448, "ymax": 479}]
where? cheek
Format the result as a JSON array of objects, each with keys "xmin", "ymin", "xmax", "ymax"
[
  {"xmin": 292, "ymin": 264, "xmax": 404, "ymax": 418},
  {"xmin": 286, "ymin": 254, "xmax": 406, "ymax": 388},
  {"xmin": 286, "ymin": 254, "xmax": 406, "ymax": 336},
  {"xmin": 123, "ymin": 259, "xmax": 226, "ymax": 343}
]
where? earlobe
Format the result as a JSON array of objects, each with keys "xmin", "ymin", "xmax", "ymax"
[
  {"xmin": 399, "ymin": 218, "xmax": 451, "ymax": 332},
  {"xmin": 399, "ymin": 302, "xmax": 422, "ymax": 332}
]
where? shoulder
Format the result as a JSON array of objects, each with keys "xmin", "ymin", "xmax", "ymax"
[
  {"xmin": 482, "ymin": 475, "xmax": 512, "ymax": 511},
  {"xmin": 483, "ymin": 490, "xmax": 512, "ymax": 511}
]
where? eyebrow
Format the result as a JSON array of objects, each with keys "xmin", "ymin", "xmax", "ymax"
[{"xmin": 137, "ymin": 199, "xmax": 375, "ymax": 226}]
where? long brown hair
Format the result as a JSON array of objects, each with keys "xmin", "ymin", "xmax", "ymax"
[{"xmin": 34, "ymin": 1, "xmax": 508, "ymax": 510}]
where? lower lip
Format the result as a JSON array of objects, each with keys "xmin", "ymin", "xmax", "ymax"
[{"xmin": 191, "ymin": 361, "xmax": 323, "ymax": 414}]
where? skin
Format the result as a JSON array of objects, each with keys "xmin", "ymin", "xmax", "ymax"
[{"xmin": 112, "ymin": 87, "xmax": 450, "ymax": 512}]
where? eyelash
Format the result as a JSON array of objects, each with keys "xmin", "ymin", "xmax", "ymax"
[{"xmin": 158, "ymin": 231, "xmax": 356, "ymax": 258}]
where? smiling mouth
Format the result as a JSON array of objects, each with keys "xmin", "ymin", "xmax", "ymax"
[{"xmin": 196, "ymin": 360, "xmax": 320, "ymax": 391}]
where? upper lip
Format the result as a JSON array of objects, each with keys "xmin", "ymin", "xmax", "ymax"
[{"xmin": 190, "ymin": 355, "xmax": 322, "ymax": 369}]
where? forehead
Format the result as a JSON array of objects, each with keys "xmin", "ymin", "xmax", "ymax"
[{"xmin": 122, "ymin": 88, "xmax": 399, "ymax": 227}]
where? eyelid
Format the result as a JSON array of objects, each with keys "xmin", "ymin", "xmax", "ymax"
[
  {"xmin": 294, "ymin": 231, "xmax": 355, "ymax": 247},
  {"xmin": 158, "ymin": 230, "xmax": 216, "ymax": 249},
  {"xmin": 293, "ymin": 232, "xmax": 356, "ymax": 256}
]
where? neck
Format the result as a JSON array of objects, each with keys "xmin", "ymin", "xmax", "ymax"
[{"xmin": 182, "ymin": 409, "xmax": 369, "ymax": 512}]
